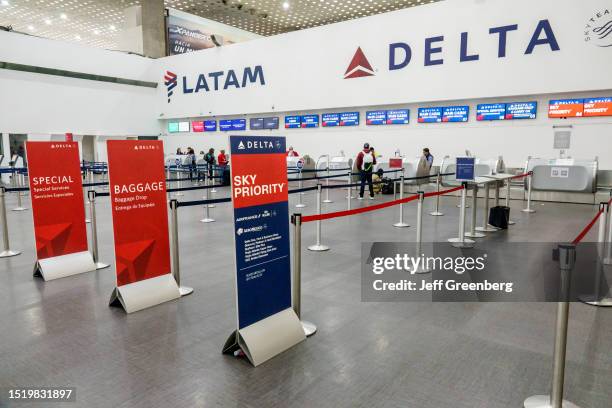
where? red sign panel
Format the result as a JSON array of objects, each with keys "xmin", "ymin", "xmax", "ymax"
[
  {"xmin": 26, "ymin": 141, "xmax": 88, "ymax": 260},
  {"xmin": 107, "ymin": 140, "xmax": 171, "ymax": 287},
  {"xmin": 192, "ymin": 121, "xmax": 204, "ymax": 132},
  {"xmin": 389, "ymin": 158, "xmax": 403, "ymax": 169},
  {"xmin": 548, "ymin": 99, "xmax": 584, "ymax": 118},
  {"xmin": 231, "ymin": 153, "xmax": 288, "ymax": 209},
  {"xmin": 583, "ymin": 97, "xmax": 612, "ymax": 117}
]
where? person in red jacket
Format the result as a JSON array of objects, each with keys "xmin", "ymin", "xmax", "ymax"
[
  {"xmin": 218, "ymin": 149, "xmax": 228, "ymax": 167},
  {"xmin": 287, "ymin": 146, "xmax": 299, "ymax": 157},
  {"xmin": 356, "ymin": 143, "xmax": 376, "ymax": 199}
]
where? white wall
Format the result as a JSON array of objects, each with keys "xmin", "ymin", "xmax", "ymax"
[
  {"xmin": 0, "ymin": 31, "xmax": 160, "ymax": 136},
  {"xmin": 160, "ymin": 88, "xmax": 612, "ymax": 169}
]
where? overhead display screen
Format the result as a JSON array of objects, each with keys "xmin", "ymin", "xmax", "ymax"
[
  {"xmin": 339, "ymin": 112, "xmax": 359, "ymax": 126},
  {"xmin": 418, "ymin": 107, "xmax": 443, "ymax": 123},
  {"xmin": 192, "ymin": 121, "xmax": 205, "ymax": 132},
  {"xmin": 506, "ymin": 102, "xmax": 537, "ymax": 119},
  {"xmin": 476, "ymin": 103, "xmax": 506, "ymax": 121},
  {"xmin": 322, "ymin": 113, "xmax": 340, "ymax": 127},
  {"xmin": 300, "ymin": 114, "xmax": 319, "ymax": 128},
  {"xmin": 219, "ymin": 119, "xmax": 233, "ymax": 131},
  {"xmin": 204, "ymin": 120, "xmax": 217, "ymax": 131},
  {"xmin": 263, "ymin": 117, "xmax": 279, "ymax": 129},
  {"xmin": 366, "ymin": 110, "xmax": 387, "ymax": 125},
  {"xmin": 168, "ymin": 122, "xmax": 179, "ymax": 133},
  {"xmin": 250, "ymin": 118, "xmax": 264, "ymax": 130},
  {"xmin": 285, "ymin": 116, "xmax": 301, "ymax": 129},
  {"xmin": 386, "ymin": 109, "xmax": 409, "ymax": 124},
  {"xmin": 178, "ymin": 121, "xmax": 190, "ymax": 132},
  {"xmin": 231, "ymin": 119, "xmax": 246, "ymax": 131},
  {"xmin": 442, "ymin": 106, "xmax": 469, "ymax": 122},
  {"xmin": 583, "ymin": 97, "xmax": 612, "ymax": 117},
  {"xmin": 549, "ymin": 99, "xmax": 584, "ymax": 118}
]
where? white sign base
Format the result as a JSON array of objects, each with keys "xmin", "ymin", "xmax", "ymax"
[
  {"xmin": 33, "ymin": 251, "xmax": 96, "ymax": 281},
  {"xmin": 223, "ymin": 308, "xmax": 306, "ymax": 367},
  {"xmin": 109, "ymin": 273, "xmax": 181, "ymax": 314}
]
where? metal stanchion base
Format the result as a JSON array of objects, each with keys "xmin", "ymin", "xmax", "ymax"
[
  {"xmin": 476, "ymin": 225, "xmax": 499, "ymax": 233},
  {"xmin": 207, "ymin": 204, "xmax": 216, "ymax": 208},
  {"xmin": 523, "ymin": 395, "xmax": 580, "ymax": 408},
  {"xmin": 393, "ymin": 222, "xmax": 410, "ymax": 228},
  {"xmin": 465, "ymin": 231, "xmax": 486, "ymax": 238},
  {"xmin": 448, "ymin": 237, "xmax": 475, "ymax": 248},
  {"xmin": 456, "ymin": 204, "xmax": 470, "ymax": 208},
  {"xmin": 295, "ymin": 204, "xmax": 306, "ymax": 208},
  {"xmin": 301, "ymin": 320, "xmax": 317, "ymax": 337},
  {"xmin": 12, "ymin": 207, "xmax": 28, "ymax": 212},
  {"xmin": 308, "ymin": 244, "xmax": 330, "ymax": 252},
  {"xmin": 322, "ymin": 199, "xmax": 333, "ymax": 203},
  {"xmin": 95, "ymin": 262, "xmax": 110, "ymax": 270},
  {"xmin": 0, "ymin": 250, "xmax": 21, "ymax": 258},
  {"xmin": 179, "ymin": 286, "xmax": 194, "ymax": 297},
  {"xmin": 211, "ymin": 188, "xmax": 217, "ymax": 193},
  {"xmin": 578, "ymin": 294, "xmax": 612, "ymax": 307},
  {"xmin": 200, "ymin": 218, "xmax": 215, "ymax": 223},
  {"xmin": 429, "ymin": 211, "xmax": 444, "ymax": 216},
  {"xmin": 174, "ymin": 192, "xmax": 184, "ymax": 197},
  {"xmin": 522, "ymin": 208, "xmax": 536, "ymax": 213}
]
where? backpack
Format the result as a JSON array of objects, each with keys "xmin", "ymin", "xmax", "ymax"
[{"xmin": 381, "ymin": 178, "xmax": 394, "ymax": 195}]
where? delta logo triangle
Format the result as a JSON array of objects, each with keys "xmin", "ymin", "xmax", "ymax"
[
  {"xmin": 344, "ymin": 47, "xmax": 375, "ymax": 79},
  {"xmin": 238, "ymin": 141, "xmax": 245, "ymax": 150}
]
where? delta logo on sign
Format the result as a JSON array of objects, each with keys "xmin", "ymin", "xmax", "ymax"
[
  {"xmin": 342, "ymin": 20, "xmax": 562, "ymax": 78},
  {"xmin": 344, "ymin": 47, "xmax": 375, "ymax": 79}
]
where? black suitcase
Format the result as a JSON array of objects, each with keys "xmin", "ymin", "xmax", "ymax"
[
  {"xmin": 222, "ymin": 168, "xmax": 230, "ymax": 186},
  {"xmin": 381, "ymin": 178, "xmax": 394, "ymax": 195},
  {"xmin": 489, "ymin": 206, "xmax": 510, "ymax": 229}
]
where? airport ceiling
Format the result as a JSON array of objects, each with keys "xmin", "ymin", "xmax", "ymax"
[{"xmin": 0, "ymin": 0, "xmax": 441, "ymax": 51}]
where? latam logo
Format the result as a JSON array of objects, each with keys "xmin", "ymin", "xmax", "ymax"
[
  {"xmin": 344, "ymin": 20, "xmax": 561, "ymax": 78},
  {"xmin": 344, "ymin": 47, "xmax": 375, "ymax": 79},
  {"xmin": 164, "ymin": 71, "xmax": 177, "ymax": 103},
  {"xmin": 181, "ymin": 66, "xmax": 265, "ymax": 94}
]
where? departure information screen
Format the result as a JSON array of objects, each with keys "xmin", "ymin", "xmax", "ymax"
[
  {"xmin": 386, "ymin": 109, "xmax": 409, "ymax": 124},
  {"xmin": 285, "ymin": 116, "xmax": 301, "ymax": 129},
  {"xmin": 442, "ymin": 106, "xmax": 469, "ymax": 122},
  {"xmin": 477, "ymin": 104, "xmax": 506, "ymax": 121},
  {"xmin": 322, "ymin": 113, "xmax": 340, "ymax": 127},
  {"xmin": 301, "ymin": 114, "xmax": 319, "ymax": 128},
  {"xmin": 339, "ymin": 112, "xmax": 359, "ymax": 126},
  {"xmin": 366, "ymin": 110, "xmax": 386, "ymax": 125},
  {"xmin": 418, "ymin": 107, "xmax": 443, "ymax": 123},
  {"xmin": 583, "ymin": 97, "xmax": 612, "ymax": 117},
  {"xmin": 549, "ymin": 99, "xmax": 584, "ymax": 118},
  {"xmin": 506, "ymin": 102, "xmax": 537, "ymax": 119}
]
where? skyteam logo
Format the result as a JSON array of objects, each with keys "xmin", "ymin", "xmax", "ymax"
[
  {"xmin": 164, "ymin": 71, "xmax": 178, "ymax": 103},
  {"xmin": 344, "ymin": 47, "xmax": 375, "ymax": 79},
  {"xmin": 585, "ymin": 9, "xmax": 612, "ymax": 47}
]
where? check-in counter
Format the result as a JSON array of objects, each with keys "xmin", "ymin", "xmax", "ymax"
[
  {"xmin": 440, "ymin": 157, "xmax": 505, "ymax": 187},
  {"xmin": 526, "ymin": 158, "xmax": 598, "ymax": 193},
  {"xmin": 374, "ymin": 156, "xmax": 426, "ymax": 184},
  {"xmin": 287, "ymin": 155, "xmax": 315, "ymax": 175}
]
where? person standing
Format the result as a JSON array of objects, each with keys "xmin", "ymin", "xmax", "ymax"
[
  {"xmin": 217, "ymin": 149, "xmax": 228, "ymax": 167},
  {"xmin": 356, "ymin": 143, "xmax": 376, "ymax": 200},
  {"xmin": 286, "ymin": 146, "xmax": 299, "ymax": 157},
  {"xmin": 186, "ymin": 147, "xmax": 197, "ymax": 181},
  {"xmin": 422, "ymin": 148, "xmax": 434, "ymax": 170},
  {"xmin": 204, "ymin": 148, "xmax": 216, "ymax": 183}
]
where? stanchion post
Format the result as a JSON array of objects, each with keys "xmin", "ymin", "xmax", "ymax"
[
  {"xmin": 346, "ymin": 171, "xmax": 354, "ymax": 199},
  {"xmin": 506, "ymin": 178, "xmax": 516, "ymax": 225},
  {"xmin": 476, "ymin": 181, "xmax": 498, "ymax": 233},
  {"xmin": 170, "ymin": 199, "xmax": 193, "ymax": 297},
  {"xmin": 430, "ymin": 171, "xmax": 444, "ymax": 216},
  {"xmin": 323, "ymin": 167, "xmax": 332, "ymax": 203},
  {"xmin": 87, "ymin": 190, "xmax": 109, "ymax": 269},
  {"xmin": 211, "ymin": 166, "xmax": 218, "ymax": 193},
  {"xmin": 410, "ymin": 191, "xmax": 430, "ymax": 274},
  {"xmin": 393, "ymin": 173, "xmax": 409, "ymax": 228},
  {"xmin": 292, "ymin": 213, "xmax": 317, "ymax": 337},
  {"xmin": 296, "ymin": 170, "xmax": 306, "ymax": 209},
  {"xmin": 0, "ymin": 187, "xmax": 21, "ymax": 258},
  {"xmin": 308, "ymin": 184, "xmax": 329, "ymax": 252},
  {"xmin": 465, "ymin": 184, "xmax": 485, "ymax": 238},
  {"xmin": 580, "ymin": 203, "xmax": 612, "ymax": 307},
  {"xmin": 604, "ymin": 196, "xmax": 612, "ymax": 265},
  {"xmin": 522, "ymin": 172, "xmax": 536, "ymax": 213},
  {"xmin": 523, "ymin": 244, "xmax": 580, "ymax": 408},
  {"xmin": 200, "ymin": 186, "xmax": 215, "ymax": 223},
  {"xmin": 12, "ymin": 172, "xmax": 27, "ymax": 212},
  {"xmin": 448, "ymin": 183, "xmax": 475, "ymax": 248}
]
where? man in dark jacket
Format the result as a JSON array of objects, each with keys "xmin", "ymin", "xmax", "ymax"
[{"xmin": 356, "ymin": 143, "xmax": 376, "ymax": 199}]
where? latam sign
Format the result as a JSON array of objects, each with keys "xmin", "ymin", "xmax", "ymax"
[{"xmin": 180, "ymin": 65, "xmax": 265, "ymax": 94}]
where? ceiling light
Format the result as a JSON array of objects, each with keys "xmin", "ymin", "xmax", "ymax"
[
  {"xmin": 75, "ymin": 35, "xmax": 81, "ymax": 40},
  {"xmin": 282, "ymin": 1, "xmax": 290, "ymax": 10},
  {"xmin": 27, "ymin": 25, "xmax": 35, "ymax": 31},
  {"xmin": 0, "ymin": 0, "xmax": 9, "ymax": 6},
  {"xmin": 60, "ymin": 13, "xmax": 67, "ymax": 20},
  {"xmin": 44, "ymin": 19, "xmax": 52, "ymax": 25},
  {"xmin": 109, "ymin": 25, "xmax": 116, "ymax": 30},
  {"xmin": 93, "ymin": 29, "xmax": 100, "ymax": 35}
]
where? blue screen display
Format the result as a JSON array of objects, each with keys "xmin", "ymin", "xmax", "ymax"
[
  {"xmin": 285, "ymin": 116, "xmax": 301, "ymax": 129},
  {"xmin": 322, "ymin": 113, "xmax": 340, "ymax": 127},
  {"xmin": 263, "ymin": 117, "xmax": 279, "ymax": 129},
  {"xmin": 219, "ymin": 120, "xmax": 232, "ymax": 131},
  {"xmin": 418, "ymin": 107, "xmax": 443, "ymax": 123},
  {"xmin": 476, "ymin": 104, "xmax": 506, "ymax": 121},
  {"xmin": 300, "ymin": 114, "xmax": 319, "ymax": 128},
  {"xmin": 506, "ymin": 101, "xmax": 537, "ymax": 119},
  {"xmin": 250, "ymin": 118, "xmax": 264, "ymax": 130},
  {"xmin": 232, "ymin": 119, "xmax": 246, "ymax": 131},
  {"xmin": 386, "ymin": 109, "xmax": 410, "ymax": 124},
  {"xmin": 204, "ymin": 120, "xmax": 217, "ymax": 131},
  {"xmin": 456, "ymin": 157, "xmax": 475, "ymax": 181},
  {"xmin": 442, "ymin": 106, "xmax": 469, "ymax": 122},
  {"xmin": 366, "ymin": 110, "xmax": 387, "ymax": 125},
  {"xmin": 339, "ymin": 111, "xmax": 359, "ymax": 126}
]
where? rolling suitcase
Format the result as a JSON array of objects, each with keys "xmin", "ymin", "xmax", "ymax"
[{"xmin": 489, "ymin": 206, "xmax": 510, "ymax": 229}]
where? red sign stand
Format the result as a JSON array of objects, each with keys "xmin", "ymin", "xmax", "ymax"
[
  {"xmin": 106, "ymin": 140, "xmax": 180, "ymax": 313},
  {"xmin": 26, "ymin": 141, "xmax": 96, "ymax": 281}
]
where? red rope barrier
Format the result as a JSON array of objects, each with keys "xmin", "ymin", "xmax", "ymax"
[
  {"xmin": 510, "ymin": 171, "xmax": 532, "ymax": 180},
  {"xmin": 571, "ymin": 208, "xmax": 604, "ymax": 245},
  {"xmin": 302, "ymin": 185, "xmax": 464, "ymax": 223}
]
